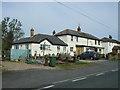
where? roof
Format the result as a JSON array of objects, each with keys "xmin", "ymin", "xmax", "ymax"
[
  {"xmin": 55, "ymin": 29, "xmax": 100, "ymax": 40},
  {"xmin": 101, "ymin": 37, "xmax": 120, "ymax": 44},
  {"xmin": 112, "ymin": 46, "xmax": 120, "ymax": 50},
  {"xmin": 13, "ymin": 34, "xmax": 68, "ymax": 46}
]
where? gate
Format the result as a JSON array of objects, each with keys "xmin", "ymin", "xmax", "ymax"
[{"xmin": 11, "ymin": 49, "xmax": 31, "ymax": 60}]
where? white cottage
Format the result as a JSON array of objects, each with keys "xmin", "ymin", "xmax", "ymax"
[
  {"xmin": 55, "ymin": 26, "xmax": 104, "ymax": 56},
  {"xmin": 12, "ymin": 29, "xmax": 68, "ymax": 56},
  {"xmin": 101, "ymin": 35, "xmax": 120, "ymax": 54}
]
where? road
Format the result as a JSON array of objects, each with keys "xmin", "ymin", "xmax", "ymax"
[
  {"xmin": 2, "ymin": 60, "xmax": 119, "ymax": 89},
  {"xmin": 51, "ymin": 70, "xmax": 118, "ymax": 88}
]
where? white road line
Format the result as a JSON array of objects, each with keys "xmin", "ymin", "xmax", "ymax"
[
  {"xmin": 53, "ymin": 79, "xmax": 70, "ymax": 84},
  {"xmin": 53, "ymin": 68, "xmax": 119, "ymax": 84},
  {"xmin": 72, "ymin": 77, "xmax": 87, "ymax": 82},
  {"xmin": 112, "ymin": 69, "xmax": 118, "ymax": 72},
  {"xmin": 96, "ymin": 73, "xmax": 104, "ymax": 76},
  {"xmin": 42, "ymin": 85, "xmax": 54, "ymax": 89}
]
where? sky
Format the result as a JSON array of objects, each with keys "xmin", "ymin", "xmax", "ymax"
[{"xmin": 2, "ymin": 1, "xmax": 118, "ymax": 40}]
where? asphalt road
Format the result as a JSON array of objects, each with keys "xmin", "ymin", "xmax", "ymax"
[
  {"xmin": 2, "ymin": 60, "xmax": 119, "ymax": 89},
  {"xmin": 51, "ymin": 70, "xmax": 118, "ymax": 88}
]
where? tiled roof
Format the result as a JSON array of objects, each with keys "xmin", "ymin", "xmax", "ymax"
[
  {"xmin": 101, "ymin": 37, "xmax": 120, "ymax": 44},
  {"xmin": 55, "ymin": 29, "xmax": 100, "ymax": 40},
  {"xmin": 112, "ymin": 46, "xmax": 120, "ymax": 50},
  {"xmin": 13, "ymin": 34, "xmax": 68, "ymax": 46}
]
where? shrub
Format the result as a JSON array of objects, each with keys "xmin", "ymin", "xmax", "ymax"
[{"xmin": 110, "ymin": 52, "xmax": 117, "ymax": 56}]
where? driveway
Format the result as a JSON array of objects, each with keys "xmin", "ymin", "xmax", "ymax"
[{"xmin": 2, "ymin": 60, "xmax": 118, "ymax": 88}]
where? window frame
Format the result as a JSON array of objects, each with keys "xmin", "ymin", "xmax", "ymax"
[
  {"xmin": 57, "ymin": 46, "xmax": 60, "ymax": 51},
  {"xmin": 95, "ymin": 40, "xmax": 97, "ymax": 45},
  {"xmin": 14, "ymin": 45, "xmax": 19, "ymax": 49},
  {"xmin": 70, "ymin": 47, "xmax": 73, "ymax": 52},
  {"xmin": 71, "ymin": 35, "xmax": 73, "ymax": 41},
  {"xmin": 76, "ymin": 36, "xmax": 78, "ymax": 42},
  {"xmin": 25, "ymin": 44, "xmax": 29, "ymax": 49}
]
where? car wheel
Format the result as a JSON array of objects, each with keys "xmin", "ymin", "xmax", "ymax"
[{"xmin": 90, "ymin": 57, "xmax": 94, "ymax": 60}]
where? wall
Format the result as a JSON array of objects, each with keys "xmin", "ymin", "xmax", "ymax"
[
  {"xmin": 102, "ymin": 42, "xmax": 119, "ymax": 54},
  {"xmin": 12, "ymin": 43, "xmax": 32, "ymax": 50},
  {"xmin": 31, "ymin": 40, "xmax": 67, "ymax": 56},
  {"xmin": 12, "ymin": 40, "xmax": 67, "ymax": 56},
  {"xmin": 58, "ymin": 35, "xmax": 103, "ymax": 55}
]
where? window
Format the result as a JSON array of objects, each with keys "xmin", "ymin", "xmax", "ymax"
[
  {"xmin": 63, "ymin": 47, "xmax": 66, "ymax": 52},
  {"xmin": 70, "ymin": 47, "xmax": 73, "ymax": 52},
  {"xmin": 71, "ymin": 36, "xmax": 73, "ymax": 41},
  {"xmin": 46, "ymin": 45, "xmax": 50, "ymax": 50},
  {"xmin": 95, "ymin": 40, "xmax": 97, "ymax": 45},
  {"xmin": 25, "ymin": 44, "xmax": 29, "ymax": 49},
  {"xmin": 76, "ymin": 36, "xmax": 78, "ymax": 42},
  {"xmin": 98, "ymin": 40, "xmax": 100, "ymax": 45},
  {"xmin": 57, "ymin": 46, "xmax": 60, "ymax": 51},
  {"xmin": 14, "ymin": 45, "xmax": 19, "ymax": 49},
  {"xmin": 40, "ymin": 44, "xmax": 50, "ymax": 50}
]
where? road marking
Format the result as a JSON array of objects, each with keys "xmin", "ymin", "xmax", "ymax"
[
  {"xmin": 96, "ymin": 73, "xmax": 104, "ymax": 76},
  {"xmin": 72, "ymin": 77, "xmax": 87, "ymax": 82},
  {"xmin": 53, "ymin": 68, "xmax": 120, "ymax": 84},
  {"xmin": 53, "ymin": 79, "xmax": 70, "ymax": 84},
  {"xmin": 112, "ymin": 69, "xmax": 118, "ymax": 72},
  {"xmin": 42, "ymin": 85, "xmax": 54, "ymax": 89}
]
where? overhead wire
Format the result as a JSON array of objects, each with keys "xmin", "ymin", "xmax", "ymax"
[{"xmin": 54, "ymin": 0, "xmax": 117, "ymax": 35}]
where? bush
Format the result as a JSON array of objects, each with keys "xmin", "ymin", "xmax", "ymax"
[
  {"xmin": 57, "ymin": 53, "xmax": 71, "ymax": 61},
  {"xmin": 109, "ymin": 52, "xmax": 117, "ymax": 56}
]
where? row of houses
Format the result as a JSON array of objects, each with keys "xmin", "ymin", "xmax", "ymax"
[{"xmin": 11, "ymin": 26, "xmax": 120, "ymax": 57}]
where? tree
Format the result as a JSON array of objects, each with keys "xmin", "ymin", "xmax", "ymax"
[{"xmin": 2, "ymin": 17, "xmax": 24, "ymax": 50}]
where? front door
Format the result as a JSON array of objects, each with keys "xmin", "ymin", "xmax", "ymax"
[{"xmin": 76, "ymin": 47, "xmax": 84, "ymax": 55}]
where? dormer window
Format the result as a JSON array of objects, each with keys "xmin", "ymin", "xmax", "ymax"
[{"xmin": 71, "ymin": 36, "xmax": 73, "ymax": 41}]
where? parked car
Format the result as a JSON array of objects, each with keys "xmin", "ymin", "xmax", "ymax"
[{"xmin": 77, "ymin": 51, "xmax": 99, "ymax": 60}]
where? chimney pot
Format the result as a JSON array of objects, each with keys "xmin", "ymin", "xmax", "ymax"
[
  {"xmin": 77, "ymin": 25, "xmax": 81, "ymax": 32},
  {"xmin": 109, "ymin": 35, "xmax": 112, "ymax": 39},
  {"xmin": 53, "ymin": 30, "xmax": 56, "ymax": 35},
  {"xmin": 30, "ymin": 28, "xmax": 34, "ymax": 37}
]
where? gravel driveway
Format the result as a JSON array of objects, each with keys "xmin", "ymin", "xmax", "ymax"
[{"xmin": 2, "ymin": 61, "xmax": 55, "ymax": 72}]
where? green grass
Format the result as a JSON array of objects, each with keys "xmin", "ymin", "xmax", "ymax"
[
  {"xmin": 110, "ymin": 58, "xmax": 120, "ymax": 61},
  {"xmin": 56, "ymin": 61, "xmax": 95, "ymax": 70},
  {"xmin": 10, "ymin": 60, "xmax": 22, "ymax": 63}
]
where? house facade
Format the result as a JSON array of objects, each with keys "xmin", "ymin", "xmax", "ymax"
[
  {"xmin": 11, "ymin": 27, "xmax": 120, "ymax": 58},
  {"xmin": 55, "ymin": 26, "xmax": 104, "ymax": 56},
  {"xmin": 101, "ymin": 36, "xmax": 120, "ymax": 54},
  {"xmin": 12, "ymin": 29, "xmax": 68, "ymax": 56}
]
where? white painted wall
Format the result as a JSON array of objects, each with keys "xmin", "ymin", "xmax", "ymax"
[
  {"xmin": 12, "ymin": 40, "xmax": 67, "ymax": 56},
  {"xmin": 12, "ymin": 43, "xmax": 32, "ymax": 50},
  {"xmin": 57, "ymin": 35, "xmax": 103, "ymax": 55},
  {"xmin": 102, "ymin": 41, "xmax": 120, "ymax": 54}
]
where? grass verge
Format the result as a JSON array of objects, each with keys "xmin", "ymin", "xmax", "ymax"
[
  {"xmin": 110, "ymin": 58, "xmax": 120, "ymax": 61},
  {"xmin": 56, "ymin": 61, "xmax": 96, "ymax": 70}
]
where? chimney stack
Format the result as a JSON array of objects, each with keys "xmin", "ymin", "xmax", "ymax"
[
  {"xmin": 30, "ymin": 28, "xmax": 34, "ymax": 37},
  {"xmin": 109, "ymin": 35, "xmax": 112, "ymax": 39},
  {"xmin": 53, "ymin": 30, "xmax": 56, "ymax": 35},
  {"xmin": 77, "ymin": 25, "xmax": 81, "ymax": 32}
]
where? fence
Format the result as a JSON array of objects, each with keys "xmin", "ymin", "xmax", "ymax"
[{"xmin": 11, "ymin": 49, "xmax": 31, "ymax": 60}]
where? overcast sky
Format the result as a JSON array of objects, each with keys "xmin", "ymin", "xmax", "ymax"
[{"xmin": 2, "ymin": 2, "xmax": 118, "ymax": 40}]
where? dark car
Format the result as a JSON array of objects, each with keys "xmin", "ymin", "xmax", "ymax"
[{"xmin": 77, "ymin": 51, "xmax": 99, "ymax": 60}]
